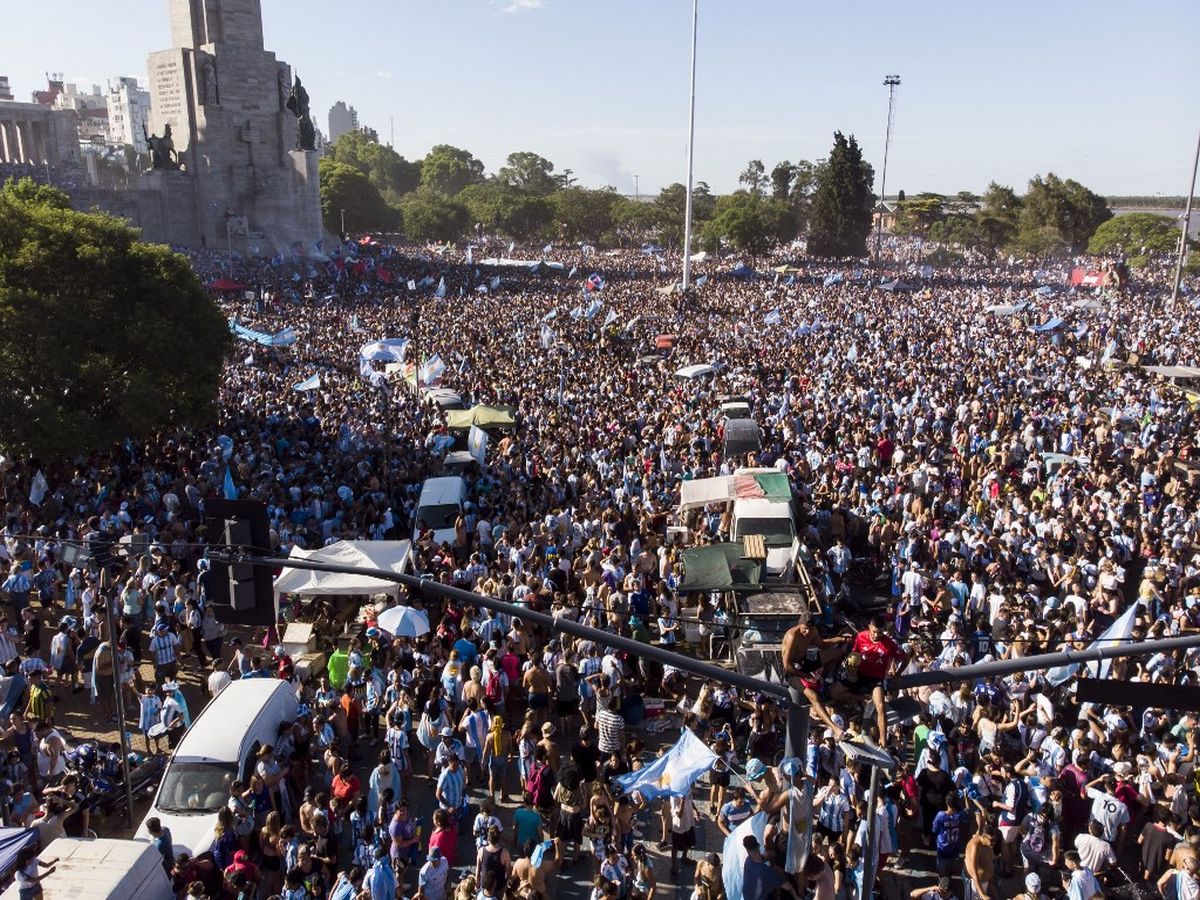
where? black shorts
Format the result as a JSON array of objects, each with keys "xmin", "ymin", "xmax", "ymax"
[
  {"xmin": 528, "ymin": 693, "xmax": 549, "ymax": 710},
  {"xmin": 671, "ymin": 827, "xmax": 696, "ymax": 851},
  {"xmin": 556, "ymin": 697, "xmax": 575, "ymax": 716}
]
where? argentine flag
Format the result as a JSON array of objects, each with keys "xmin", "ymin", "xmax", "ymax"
[
  {"xmin": 1046, "ymin": 601, "xmax": 1140, "ymax": 686},
  {"xmin": 614, "ymin": 728, "xmax": 716, "ymax": 801},
  {"xmin": 223, "ymin": 466, "xmax": 237, "ymax": 501}
]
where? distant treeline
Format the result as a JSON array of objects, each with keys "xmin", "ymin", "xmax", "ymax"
[{"xmin": 1106, "ymin": 196, "xmax": 1189, "ymax": 209}]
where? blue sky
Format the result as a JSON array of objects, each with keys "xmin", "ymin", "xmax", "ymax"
[{"xmin": 5, "ymin": 0, "xmax": 1198, "ymax": 197}]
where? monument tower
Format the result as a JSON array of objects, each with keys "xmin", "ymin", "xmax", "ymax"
[{"xmin": 141, "ymin": 0, "xmax": 322, "ymax": 251}]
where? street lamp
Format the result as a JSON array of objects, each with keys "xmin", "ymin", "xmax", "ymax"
[
  {"xmin": 633, "ymin": 174, "xmax": 640, "ymax": 202},
  {"xmin": 680, "ymin": 0, "xmax": 699, "ymax": 291},
  {"xmin": 340, "ymin": 208, "xmax": 346, "ymax": 238},
  {"xmin": 1170, "ymin": 128, "xmax": 1199, "ymax": 304},
  {"xmin": 873, "ymin": 74, "xmax": 901, "ymax": 263}
]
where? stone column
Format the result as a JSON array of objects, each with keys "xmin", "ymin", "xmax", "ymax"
[
  {"xmin": 0, "ymin": 121, "xmax": 15, "ymax": 163},
  {"xmin": 18, "ymin": 120, "xmax": 35, "ymax": 164}
]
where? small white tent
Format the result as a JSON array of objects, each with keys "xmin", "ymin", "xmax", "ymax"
[{"xmin": 273, "ymin": 540, "xmax": 414, "ymax": 606}]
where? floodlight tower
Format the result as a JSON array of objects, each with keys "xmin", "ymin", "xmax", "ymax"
[{"xmin": 873, "ymin": 74, "xmax": 901, "ymax": 263}]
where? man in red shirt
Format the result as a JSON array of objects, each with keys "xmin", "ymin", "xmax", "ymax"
[{"xmin": 830, "ymin": 615, "xmax": 907, "ymax": 745}]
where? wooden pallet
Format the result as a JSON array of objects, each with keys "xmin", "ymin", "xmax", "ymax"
[{"xmin": 743, "ymin": 533, "xmax": 767, "ymax": 561}]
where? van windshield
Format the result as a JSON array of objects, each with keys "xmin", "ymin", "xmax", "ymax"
[
  {"xmin": 735, "ymin": 517, "xmax": 795, "ymax": 546},
  {"xmin": 157, "ymin": 762, "xmax": 238, "ymax": 813},
  {"xmin": 417, "ymin": 503, "xmax": 460, "ymax": 530}
]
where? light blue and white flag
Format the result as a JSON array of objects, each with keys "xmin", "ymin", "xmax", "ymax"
[
  {"xmin": 568, "ymin": 266, "xmax": 579, "ymax": 279},
  {"xmin": 603, "ymin": 308, "xmax": 618, "ymax": 327},
  {"xmin": 465, "ymin": 246, "xmax": 473, "ymax": 265},
  {"xmin": 614, "ymin": 728, "xmax": 716, "ymax": 802},
  {"xmin": 543, "ymin": 308, "xmax": 558, "ymax": 321},
  {"xmin": 223, "ymin": 466, "xmax": 237, "ymax": 501},
  {"xmin": 847, "ymin": 342, "xmax": 859, "ymax": 363},
  {"xmin": 764, "ymin": 309, "xmax": 782, "ymax": 326},
  {"xmin": 722, "ymin": 812, "xmax": 769, "ymax": 900},
  {"xmin": 585, "ymin": 299, "xmax": 603, "ymax": 320},
  {"xmin": 539, "ymin": 323, "xmax": 555, "ymax": 349},
  {"xmin": 419, "ymin": 353, "xmax": 446, "ymax": 387},
  {"xmin": 1046, "ymin": 601, "xmax": 1140, "ymax": 686},
  {"xmin": 490, "ymin": 275, "xmax": 501, "ymax": 290},
  {"xmin": 293, "ymin": 374, "xmax": 321, "ymax": 392},
  {"xmin": 434, "ymin": 277, "xmax": 446, "ymax": 298},
  {"xmin": 407, "ymin": 279, "xmax": 417, "ymax": 291},
  {"xmin": 542, "ymin": 242, "xmax": 553, "ymax": 256},
  {"xmin": 217, "ymin": 435, "xmax": 234, "ymax": 461},
  {"xmin": 696, "ymin": 274, "xmax": 708, "ymax": 287}
]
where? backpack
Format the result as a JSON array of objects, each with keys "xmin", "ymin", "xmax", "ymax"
[
  {"xmin": 526, "ymin": 762, "xmax": 556, "ymax": 808},
  {"xmin": 486, "ymin": 671, "xmax": 504, "ymax": 704}
]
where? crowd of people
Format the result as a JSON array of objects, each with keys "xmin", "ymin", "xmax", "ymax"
[{"xmin": 1, "ymin": 225, "xmax": 1199, "ymax": 900}]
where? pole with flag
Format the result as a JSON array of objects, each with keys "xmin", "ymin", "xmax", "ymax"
[{"xmin": 613, "ymin": 728, "xmax": 716, "ymax": 801}]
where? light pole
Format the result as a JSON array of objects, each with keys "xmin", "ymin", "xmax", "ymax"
[
  {"xmin": 633, "ymin": 174, "xmax": 640, "ymax": 202},
  {"xmin": 1170, "ymin": 128, "xmax": 1199, "ymax": 304},
  {"xmin": 680, "ymin": 0, "xmax": 699, "ymax": 291},
  {"xmin": 340, "ymin": 208, "xmax": 346, "ymax": 238},
  {"xmin": 873, "ymin": 74, "xmax": 901, "ymax": 264}
]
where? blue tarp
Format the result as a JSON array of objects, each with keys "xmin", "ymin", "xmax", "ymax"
[
  {"xmin": 878, "ymin": 279, "xmax": 914, "ymax": 292},
  {"xmin": 1036, "ymin": 285, "xmax": 1056, "ymax": 296},
  {"xmin": 229, "ymin": 319, "xmax": 296, "ymax": 347},
  {"xmin": 0, "ymin": 827, "xmax": 36, "ymax": 879},
  {"xmin": 730, "ymin": 263, "xmax": 755, "ymax": 278}
]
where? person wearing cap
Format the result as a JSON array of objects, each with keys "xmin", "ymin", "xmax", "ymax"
[
  {"xmin": 1012, "ymin": 871, "xmax": 1046, "ymax": 900},
  {"xmin": 433, "ymin": 726, "xmax": 464, "ymax": 769},
  {"xmin": 416, "ymin": 845, "xmax": 448, "ymax": 900}
]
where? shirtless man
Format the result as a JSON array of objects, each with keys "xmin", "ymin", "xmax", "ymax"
[
  {"xmin": 780, "ymin": 612, "xmax": 850, "ymax": 739},
  {"xmin": 964, "ymin": 821, "xmax": 996, "ymax": 900}
]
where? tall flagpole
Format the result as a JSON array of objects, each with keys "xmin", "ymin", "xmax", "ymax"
[
  {"xmin": 1170, "ymin": 128, "xmax": 1199, "ymax": 305},
  {"xmin": 680, "ymin": 0, "xmax": 699, "ymax": 291}
]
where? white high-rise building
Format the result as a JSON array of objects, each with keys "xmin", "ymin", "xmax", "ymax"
[
  {"xmin": 327, "ymin": 100, "xmax": 358, "ymax": 144},
  {"xmin": 106, "ymin": 77, "xmax": 151, "ymax": 152}
]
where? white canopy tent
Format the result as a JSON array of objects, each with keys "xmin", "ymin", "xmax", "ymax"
[
  {"xmin": 679, "ymin": 476, "xmax": 737, "ymax": 512},
  {"xmin": 273, "ymin": 540, "xmax": 414, "ymax": 607}
]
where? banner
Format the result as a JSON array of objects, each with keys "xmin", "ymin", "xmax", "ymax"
[{"xmin": 1046, "ymin": 601, "xmax": 1140, "ymax": 686}]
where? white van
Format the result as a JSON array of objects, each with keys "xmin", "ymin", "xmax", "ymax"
[
  {"xmin": 731, "ymin": 468, "xmax": 800, "ymax": 581},
  {"xmin": 412, "ymin": 476, "xmax": 468, "ymax": 547},
  {"xmin": 135, "ymin": 679, "xmax": 299, "ymax": 855},
  {"xmin": 1, "ymin": 838, "xmax": 173, "ymax": 900}
]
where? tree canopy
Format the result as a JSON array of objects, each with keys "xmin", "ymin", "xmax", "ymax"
[
  {"xmin": 496, "ymin": 151, "xmax": 565, "ymax": 196},
  {"xmin": 1016, "ymin": 172, "xmax": 1111, "ymax": 253},
  {"xmin": 318, "ymin": 158, "xmax": 399, "ymax": 234},
  {"xmin": 0, "ymin": 178, "xmax": 230, "ymax": 458},
  {"xmin": 807, "ymin": 132, "xmax": 874, "ymax": 258},
  {"xmin": 399, "ymin": 191, "xmax": 471, "ymax": 242},
  {"xmin": 419, "ymin": 144, "xmax": 486, "ymax": 197},
  {"xmin": 1087, "ymin": 212, "xmax": 1181, "ymax": 256},
  {"xmin": 550, "ymin": 187, "xmax": 621, "ymax": 242},
  {"xmin": 328, "ymin": 130, "xmax": 421, "ymax": 202},
  {"xmin": 702, "ymin": 191, "xmax": 797, "ymax": 256}
]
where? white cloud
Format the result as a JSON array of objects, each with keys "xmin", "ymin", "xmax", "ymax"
[
  {"xmin": 375, "ymin": 71, "xmax": 393, "ymax": 79},
  {"xmin": 500, "ymin": 0, "xmax": 544, "ymax": 13}
]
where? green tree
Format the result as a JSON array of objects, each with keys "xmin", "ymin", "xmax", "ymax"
[
  {"xmin": 457, "ymin": 181, "xmax": 553, "ymax": 240},
  {"xmin": 653, "ymin": 182, "xmax": 716, "ymax": 248},
  {"xmin": 328, "ymin": 130, "xmax": 421, "ymax": 201},
  {"xmin": 550, "ymin": 187, "xmax": 620, "ymax": 242},
  {"xmin": 807, "ymin": 132, "xmax": 874, "ymax": 258},
  {"xmin": 1087, "ymin": 212, "xmax": 1181, "ymax": 256},
  {"xmin": 1016, "ymin": 172, "xmax": 1112, "ymax": 253},
  {"xmin": 0, "ymin": 178, "xmax": 230, "ymax": 457},
  {"xmin": 611, "ymin": 196, "xmax": 661, "ymax": 246},
  {"xmin": 419, "ymin": 144, "xmax": 486, "ymax": 196},
  {"xmin": 701, "ymin": 192, "xmax": 798, "ymax": 257},
  {"xmin": 770, "ymin": 161, "xmax": 795, "ymax": 200},
  {"xmin": 318, "ymin": 158, "xmax": 399, "ymax": 234},
  {"xmin": 739, "ymin": 159, "xmax": 767, "ymax": 195},
  {"xmin": 496, "ymin": 151, "xmax": 562, "ymax": 196},
  {"xmin": 974, "ymin": 182, "xmax": 1021, "ymax": 252},
  {"xmin": 399, "ymin": 190, "xmax": 471, "ymax": 242},
  {"xmin": 891, "ymin": 194, "xmax": 946, "ymax": 236},
  {"xmin": 927, "ymin": 213, "xmax": 979, "ymax": 247}
]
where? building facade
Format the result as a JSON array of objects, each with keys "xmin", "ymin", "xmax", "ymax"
[
  {"xmin": 106, "ymin": 77, "xmax": 151, "ymax": 153},
  {"xmin": 327, "ymin": 100, "xmax": 357, "ymax": 144}
]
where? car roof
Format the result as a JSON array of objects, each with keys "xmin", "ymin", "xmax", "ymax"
[
  {"xmin": 418, "ymin": 476, "xmax": 467, "ymax": 506},
  {"xmin": 171, "ymin": 679, "xmax": 294, "ymax": 764}
]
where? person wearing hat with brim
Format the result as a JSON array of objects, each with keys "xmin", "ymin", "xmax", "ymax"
[
  {"xmin": 416, "ymin": 844, "xmax": 449, "ymax": 900},
  {"xmin": 434, "ymin": 726, "xmax": 464, "ymax": 769}
]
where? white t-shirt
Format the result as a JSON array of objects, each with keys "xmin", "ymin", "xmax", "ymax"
[{"xmin": 1085, "ymin": 787, "xmax": 1129, "ymax": 842}]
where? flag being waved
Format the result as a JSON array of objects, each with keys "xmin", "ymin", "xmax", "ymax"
[{"xmin": 614, "ymin": 728, "xmax": 716, "ymax": 801}]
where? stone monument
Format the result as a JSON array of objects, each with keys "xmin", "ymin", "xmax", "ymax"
[{"xmin": 102, "ymin": 0, "xmax": 323, "ymax": 251}]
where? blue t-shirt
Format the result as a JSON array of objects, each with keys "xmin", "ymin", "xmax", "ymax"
[
  {"xmin": 514, "ymin": 807, "xmax": 542, "ymax": 847},
  {"xmin": 931, "ymin": 810, "xmax": 964, "ymax": 857}
]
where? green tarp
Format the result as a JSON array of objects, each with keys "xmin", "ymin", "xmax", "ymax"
[
  {"xmin": 445, "ymin": 404, "xmax": 517, "ymax": 430},
  {"xmin": 678, "ymin": 543, "xmax": 762, "ymax": 593},
  {"xmin": 753, "ymin": 472, "xmax": 791, "ymax": 502}
]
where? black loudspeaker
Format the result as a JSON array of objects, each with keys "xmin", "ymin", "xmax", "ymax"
[{"xmin": 203, "ymin": 498, "xmax": 273, "ymax": 626}]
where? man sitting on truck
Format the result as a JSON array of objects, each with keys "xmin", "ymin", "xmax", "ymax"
[
  {"xmin": 828, "ymin": 615, "xmax": 908, "ymax": 744},
  {"xmin": 781, "ymin": 612, "xmax": 852, "ymax": 740}
]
